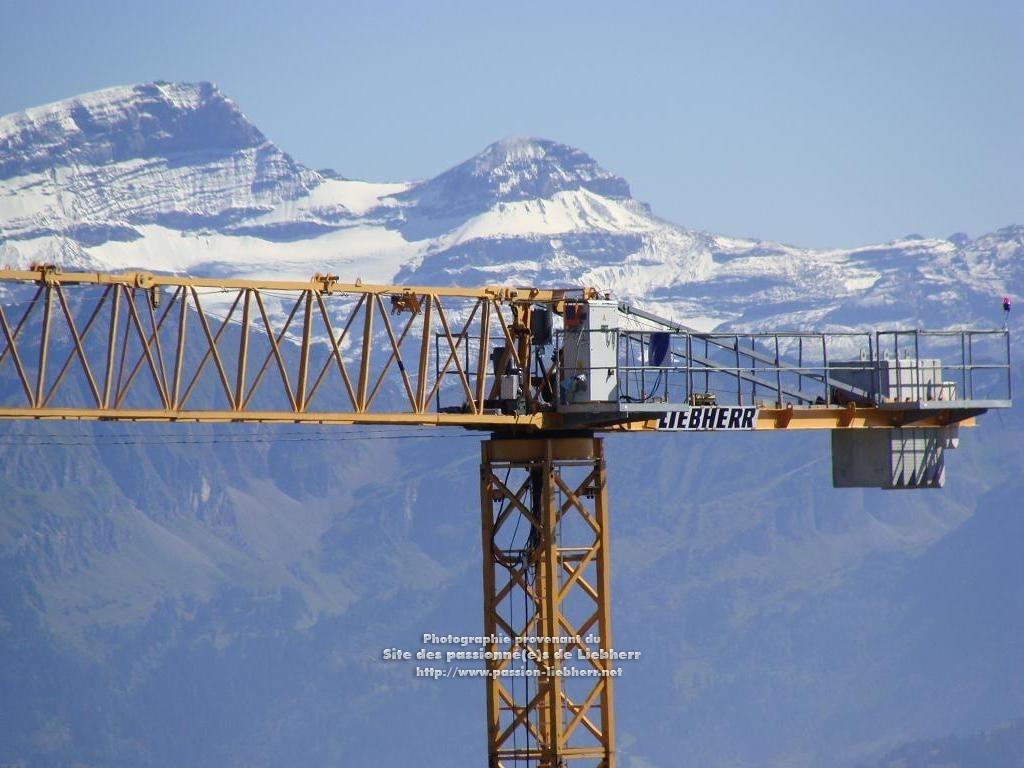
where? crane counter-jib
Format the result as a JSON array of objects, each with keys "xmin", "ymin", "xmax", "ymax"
[
  {"xmin": 0, "ymin": 265, "xmax": 1011, "ymax": 480},
  {"xmin": 0, "ymin": 405, "xmax": 982, "ymax": 432}
]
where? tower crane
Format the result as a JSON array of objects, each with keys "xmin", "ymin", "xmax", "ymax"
[{"xmin": 0, "ymin": 265, "xmax": 1012, "ymax": 767}]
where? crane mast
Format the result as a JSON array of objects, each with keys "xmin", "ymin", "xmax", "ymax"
[{"xmin": 0, "ymin": 266, "xmax": 1012, "ymax": 767}]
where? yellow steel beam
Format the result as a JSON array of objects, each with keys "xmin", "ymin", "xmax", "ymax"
[
  {"xmin": 0, "ymin": 268, "xmax": 574, "ymax": 302},
  {"xmin": 480, "ymin": 436, "xmax": 616, "ymax": 767},
  {"xmin": 753, "ymin": 406, "xmax": 977, "ymax": 430},
  {"xmin": 0, "ymin": 405, "xmax": 976, "ymax": 431},
  {"xmin": 605, "ymin": 407, "xmax": 976, "ymax": 433},
  {"xmin": 0, "ymin": 408, "xmax": 551, "ymax": 429}
]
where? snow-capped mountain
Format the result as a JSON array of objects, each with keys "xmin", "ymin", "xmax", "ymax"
[
  {"xmin": 3, "ymin": 81, "xmax": 1018, "ymax": 335},
  {"xmin": 0, "ymin": 82, "xmax": 317, "ymax": 244},
  {"xmin": 1, "ymin": 82, "xmax": 1022, "ymax": 768}
]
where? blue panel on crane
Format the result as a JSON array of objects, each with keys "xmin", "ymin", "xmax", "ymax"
[{"xmin": 649, "ymin": 332, "xmax": 670, "ymax": 367}]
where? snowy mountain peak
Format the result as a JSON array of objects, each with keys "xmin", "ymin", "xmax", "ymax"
[
  {"xmin": 396, "ymin": 136, "xmax": 631, "ymax": 217},
  {"xmin": 0, "ymin": 81, "xmax": 273, "ymax": 180},
  {"xmin": 0, "ymin": 81, "xmax": 318, "ymax": 238},
  {"xmin": 1, "ymin": 83, "xmax": 1021, "ymax": 335}
]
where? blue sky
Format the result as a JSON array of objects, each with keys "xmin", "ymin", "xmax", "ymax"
[{"xmin": 2, "ymin": 0, "xmax": 1021, "ymax": 247}]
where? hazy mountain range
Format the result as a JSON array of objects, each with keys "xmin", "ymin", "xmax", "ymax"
[{"xmin": 0, "ymin": 81, "xmax": 1021, "ymax": 768}]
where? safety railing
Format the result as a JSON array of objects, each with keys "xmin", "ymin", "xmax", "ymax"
[
  {"xmin": 874, "ymin": 330, "xmax": 1012, "ymax": 404},
  {"xmin": 555, "ymin": 328, "xmax": 1011, "ymax": 412}
]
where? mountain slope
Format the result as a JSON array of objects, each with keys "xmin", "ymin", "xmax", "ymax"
[
  {"xmin": 3, "ymin": 81, "xmax": 1019, "ymax": 333},
  {"xmin": 0, "ymin": 82, "xmax": 318, "ymax": 249},
  {"xmin": 866, "ymin": 719, "xmax": 1024, "ymax": 768},
  {"xmin": 0, "ymin": 81, "xmax": 1022, "ymax": 768}
]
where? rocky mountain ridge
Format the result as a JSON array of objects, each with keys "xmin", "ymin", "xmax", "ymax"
[
  {"xmin": 0, "ymin": 81, "xmax": 1021, "ymax": 768},
  {"xmin": 2, "ymin": 81, "xmax": 1019, "ymax": 335}
]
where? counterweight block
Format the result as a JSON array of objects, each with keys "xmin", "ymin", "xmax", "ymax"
[{"xmin": 831, "ymin": 427, "xmax": 959, "ymax": 489}]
